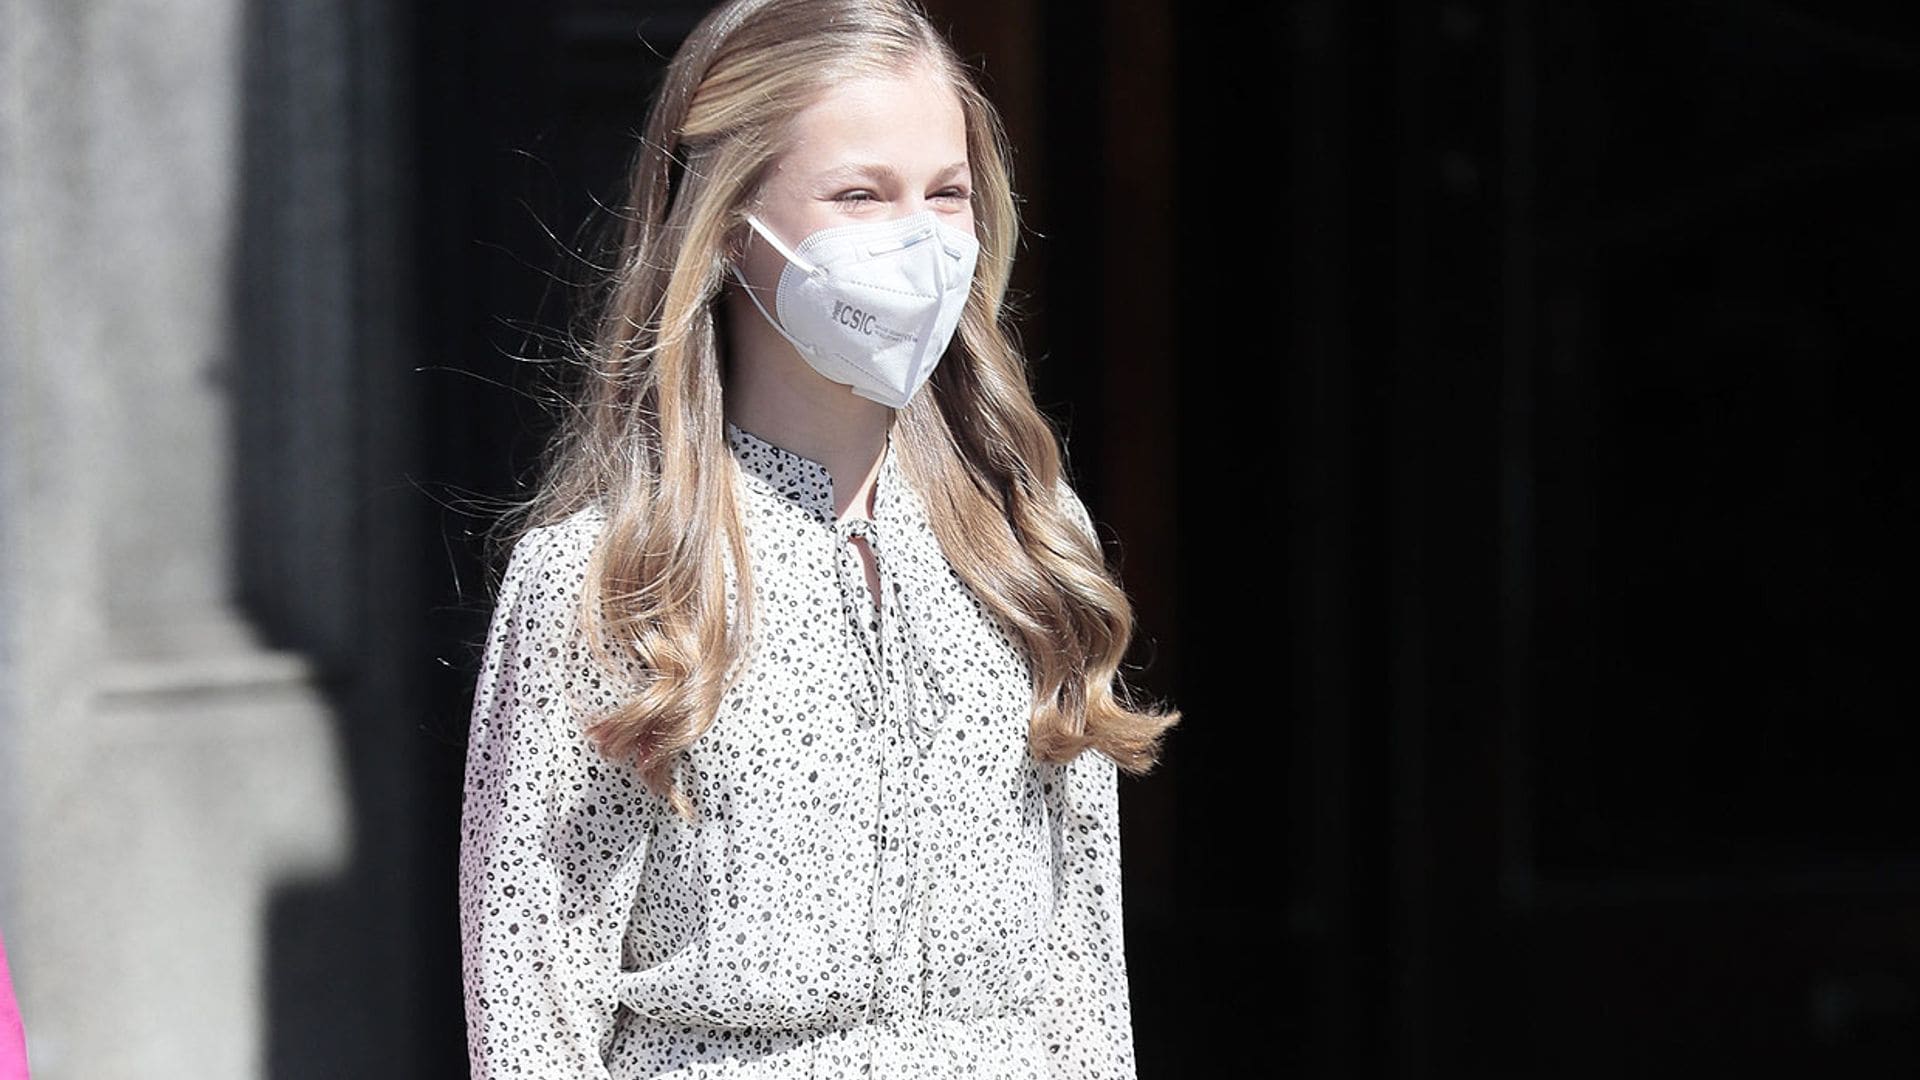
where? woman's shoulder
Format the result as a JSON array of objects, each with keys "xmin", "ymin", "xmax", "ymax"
[
  {"xmin": 491, "ymin": 506, "xmax": 641, "ymax": 692},
  {"xmin": 542, "ymin": 503, "xmax": 610, "ymax": 551},
  {"xmin": 498, "ymin": 505, "xmax": 609, "ymax": 606},
  {"xmin": 518, "ymin": 503, "xmax": 609, "ymax": 557},
  {"xmin": 1051, "ymin": 473, "xmax": 1098, "ymax": 547}
]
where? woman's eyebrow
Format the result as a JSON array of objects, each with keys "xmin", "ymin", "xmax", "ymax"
[{"xmin": 817, "ymin": 160, "xmax": 971, "ymax": 185}]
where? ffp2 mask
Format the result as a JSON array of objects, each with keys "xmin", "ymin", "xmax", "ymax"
[{"xmin": 730, "ymin": 210, "xmax": 979, "ymax": 410}]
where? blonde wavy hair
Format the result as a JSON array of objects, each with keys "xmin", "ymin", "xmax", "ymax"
[{"xmin": 494, "ymin": 0, "xmax": 1180, "ymax": 823}]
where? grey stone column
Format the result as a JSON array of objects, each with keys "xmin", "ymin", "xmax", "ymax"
[{"xmin": 0, "ymin": 1, "xmax": 352, "ymax": 1077}]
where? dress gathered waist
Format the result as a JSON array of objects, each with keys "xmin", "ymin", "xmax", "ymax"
[{"xmin": 605, "ymin": 1007, "xmax": 1050, "ymax": 1079}]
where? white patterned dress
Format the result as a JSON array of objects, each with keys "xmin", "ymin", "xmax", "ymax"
[{"xmin": 458, "ymin": 419, "xmax": 1136, "ymax": 1079}]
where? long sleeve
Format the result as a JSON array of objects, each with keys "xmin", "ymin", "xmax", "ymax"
[
  {"xmin": 1037, "ymin": 746, "xmax": 1138, "ymax": 1080},
  {"xmin": 1037, "ymin": 473, "xmax": 1138, "ymax": 1077},
  {"xmin": 459, "ymin": 524, "xmax": 655, "ymax": 1079}
]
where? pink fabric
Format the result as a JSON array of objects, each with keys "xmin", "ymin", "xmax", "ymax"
[{"xmin": 0, "ymin": 926, "xmax": 28, "ymax": 1080}]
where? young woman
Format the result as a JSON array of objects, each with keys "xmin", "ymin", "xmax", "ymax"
[{"xmin": 457, "ymin": 1, "xmax": 1181, "ymax": 1076}]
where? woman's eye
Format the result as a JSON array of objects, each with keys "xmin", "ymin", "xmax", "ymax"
[
  {"xmin": 835, "ymin": 190, "xmax": 877, "ymax": 204},
  {"xmin": 936, "ymin": 188, "xmax": 971, "ymax": 201}
]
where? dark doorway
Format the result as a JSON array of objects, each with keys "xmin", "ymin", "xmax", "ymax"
[{"xmin": 405, "ymin": 2, "xmax": 1920, "ymax": 1077}]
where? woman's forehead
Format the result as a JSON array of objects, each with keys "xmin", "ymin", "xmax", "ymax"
[{"xmin": 777, "ymin": 68, "xmax": 968, "ymax": 174}]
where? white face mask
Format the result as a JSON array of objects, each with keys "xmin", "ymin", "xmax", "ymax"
[{"xmin": 730, "ymin": 209, "xmax": 980, "ymax": 410}]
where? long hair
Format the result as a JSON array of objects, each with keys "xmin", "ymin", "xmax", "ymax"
[{"xmin": 494, "ymin": 0, "xmax": 1180, "ymax": 823}]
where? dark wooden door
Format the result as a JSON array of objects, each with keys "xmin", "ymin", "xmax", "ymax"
[
  {"xmin": 1493, "ymin": 3, "xmax": 1920, "ymax": 1073},
  {"xmin": 1257, "ymin": 1, "xmax": 1920, "ymax": 1075}
]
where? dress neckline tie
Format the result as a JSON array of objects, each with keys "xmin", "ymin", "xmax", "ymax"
[
  {"xmin": 721, "ymin": 417, "xmax": 953, "ymax": 758},
  {"xmin": 833, "ymin": 513, "xmax": 952, "ymax": 757}
]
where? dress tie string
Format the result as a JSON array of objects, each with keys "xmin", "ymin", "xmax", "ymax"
[
  {"xmin": 831, "ymin": 513, "xmax": 952, "ymax": 1044},
  {"xmin": 832, "ymin": 515, "xmax": 952, "ymax": 756}
]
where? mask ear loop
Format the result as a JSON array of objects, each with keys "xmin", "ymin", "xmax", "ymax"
[
  {"xmin": 743, "ymin": 212, "xmax": 819, "ymax": 275},
  {"xmin": 730, "ymin": 213, "xmax": 824, "ymax": 358}
]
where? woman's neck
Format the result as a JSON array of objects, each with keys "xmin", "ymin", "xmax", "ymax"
[{"xmin": 720, "ymin": 290, "xmax": 895, "ymax": 523}]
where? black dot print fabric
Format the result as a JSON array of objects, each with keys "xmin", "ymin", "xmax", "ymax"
[{"xmin": 458, "ymin": 419, "xmax": 1136, "ymax": 1078}]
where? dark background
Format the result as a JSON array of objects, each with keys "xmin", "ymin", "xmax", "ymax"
[{"xmin": 388, "ymin": 1, "xmax": 1920, "ymax": 1075}]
